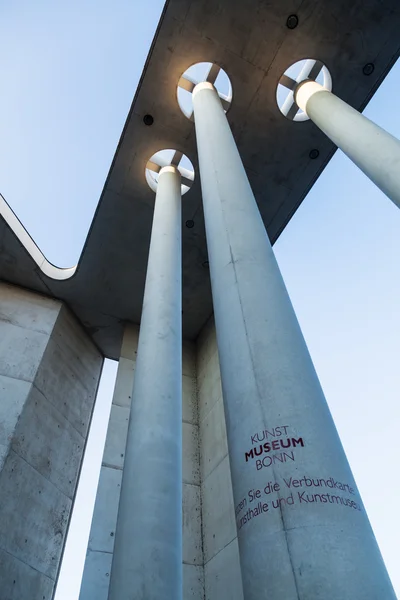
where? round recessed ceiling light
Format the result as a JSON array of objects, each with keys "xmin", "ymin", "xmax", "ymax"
[
  {"xmin": 145, "ymin": 149, "xmax": 195, "ymax": 195},
  {"xmin": 277, "ymin": 58, "xmax": 332, "ymax": 122},
  {"xmin": 177, "ymin": 62, "xmax": 233, "ymax": 120}
]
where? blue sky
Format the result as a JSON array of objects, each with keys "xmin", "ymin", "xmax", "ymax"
[{"xmin": 1, "ymin": 1, "xmax": 400, "ymax": 598}]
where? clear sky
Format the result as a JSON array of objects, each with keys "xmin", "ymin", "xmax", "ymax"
[{"xmin": 1, "ymin": 1, "xmax": 400, "ymax": 598}]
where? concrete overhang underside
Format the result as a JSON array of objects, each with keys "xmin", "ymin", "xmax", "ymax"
[{"xmin": 1, "ymin": 0, "xmax": 399, "ymax": 360}]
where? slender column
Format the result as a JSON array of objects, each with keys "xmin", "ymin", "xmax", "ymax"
[
  {"xmin": 108, "ymin": 166, "xmax": 182, "ymax": 600},
  {"xmin": 296, "ymin": 80, "xmax": 400, "ymax": 208},
  {"xmin": 192, "ymin": 82, "xmax": 395, "ymax": 600}
]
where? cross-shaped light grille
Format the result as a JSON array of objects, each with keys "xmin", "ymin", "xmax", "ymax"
[
  {"xmin": 277, "ymin": 59, "xmax": 331, "ymax": 122},
  {"xmin": 145, "ymin": 149, "xmax": 195, "ymax": 194},
  {"xmin": 177, "ymin": 62, "xmax": 232, "ymax": 120}
]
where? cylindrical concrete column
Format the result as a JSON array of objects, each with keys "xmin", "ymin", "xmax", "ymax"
[
  {"xmin": 108, "ymin": 166, "xmax": 182, "ymax": 600},
  {"xmin": 192, "ymin": 82, "xmax": 395, "ymax": 600},
  {"xmin": 296, "ymin": 80, "xmax": 400, "ymax": 208}
]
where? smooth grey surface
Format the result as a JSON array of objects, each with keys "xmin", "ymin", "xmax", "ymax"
[
  {"xmin": 204, "ymin": 538, "xmax": 244, "ymax": 600},
  {"xmin": 87, "ymin": 466, "xmax": 123, "ymax": 554},
  {"xmin": 0, "ymin": 283, "xmax": 103, "ymax": 599},
  {"xmin": 108, "ymin": 168, "xmax": 183, "ymax": 600},
  {"xmin": 79, "ymin": 549, "xmax": 113, "ymax": 600},
  {"xmin": 200, "ymin": 396, "xmax": 228, "ymax": 482},
  {"xmin": 299, "ymin": 82, "xmax": 400, "ymax": 208},
  {"xmin": 193, "ymin": 82, "xmax": 396, "ymax": 599},
  {"xmin": 102, "ymin": 404, "xmax": 130, "ymax": 469},
  {"xmin": 1, "ymin": 0, "xmax": 399, "ymax": 358},
  {"xmin": 201, "ymin": 455, "xmax": 237, "ymax": 565}
]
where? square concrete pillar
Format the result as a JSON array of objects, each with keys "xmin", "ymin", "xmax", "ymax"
[
  {"xmin": 0, "ymin": 282, "xmax": 103, "ymax": 599},
  {"xmin": 197, "ymin": 317, "xmax": 244, "ymax": 600},
  {"xmin": 79, "ymin": 336, "xmax": 205, "ymax": 600},
  {"xmin": 79, "ymin": 324, "xmax": 139, "ymax": 600}
]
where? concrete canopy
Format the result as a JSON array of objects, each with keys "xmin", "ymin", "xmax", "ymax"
[{"xmin": 1, "ymin": 0, "xmax": 399, "ymax": 359}]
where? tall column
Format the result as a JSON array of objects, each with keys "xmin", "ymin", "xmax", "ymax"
[
  {"xmin": 108, "ymin": 166, "xmax": 183, "ymax": 600},
  {"xmin": 296, "ymin": 80, "xmax": 400, "ymax": 208},
  {"xmin": 192, "ymin": 82, "xmax": 395, "ymax": 600}
]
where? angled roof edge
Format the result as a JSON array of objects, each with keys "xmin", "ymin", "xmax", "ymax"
[
  {"xmin": 0, "ymin": 194, "xmax": 76, "ymax": 281},
  {"xmin": 0, "ymin": 2, "xmax": 171, "ymax": 287}
]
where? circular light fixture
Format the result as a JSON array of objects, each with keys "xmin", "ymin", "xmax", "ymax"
[
  {"xmin": 286, "ymin": 14, "xmax": 299, "ymax": 29},
  {"xmin": 185, "ymin": 219, "xmax": 194, "ymax": 228},
  {"xmin": 363, "ymin": 63, "xmax": 375, "ymax": 76},
  {"xmin": 143, "ymin": 114, "xmax": 154, "ymax": 126},
  {"xmin": 177, "ymin": 62, "xmax": 233, "ymax": 120},
  {"xmin": 277, "ymin": 58, "xmax": 332, "ymax": 122},
  {"xmin": 145, "ymin": 149, "xmax": 195, "ymax": 195},
  {"xmin": 309, "ymin": 149, "xmax": 320, "ymax": 159}
]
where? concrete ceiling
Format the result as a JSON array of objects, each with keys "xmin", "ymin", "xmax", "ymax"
[{"xmin": 1, "ymin": 0, "xmax": 400, "ymax": 359}]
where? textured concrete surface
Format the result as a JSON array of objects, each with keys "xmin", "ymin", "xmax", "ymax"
[
  {"xmin": 183, "ymin": 483, "xmax": 203, "ymax": 565},
  {"xmin": 79, "ymin": 335, "xmax": 205, "ymax": 600},
  {"xmin": 0, "ymin": 282, "xmax": 103, "ymax": 599},
  {"xmin": 1, "ymin": 0, "xmax": 399, "ymax": 358},
  {"xmin": 183, "ymin": 421, "xmax": 200, "ymax": 486},
  {"xmin": 79, "ymin": 324, "xmax": 138, "ymax": 600},
  {"xmin": 181, "ymin": 342, "xmax": 204, "ymax": 598},
  {"xmin": 197, "ymin": 317, "xmax": 244, "ymax": 600},
  {"xmin": 183, "ymin": 564, "xmax": 204, "ymax": 600}
]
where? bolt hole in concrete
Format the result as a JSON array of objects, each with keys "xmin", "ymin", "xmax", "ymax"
[
  {"xmin": 276, "ymin": 58, "xmax": 332, "ymax": 121},
  {"xmin": 145, "ymin": 149, "xmax": 195, "ymax": 195},
  {"xmin": 177, "ymin": 61, "xmax": 232, "ymax": 119},
  {"xmin": 286, "ymin": 14, "xmax": 299, "ymax": 29},
  {"xmin": 143, "ymin": 113, "xmax": 154, "ymax": 125},
  {"xmin": 363, "ymin": 62, "xmax": 375, "ymax": 75}
]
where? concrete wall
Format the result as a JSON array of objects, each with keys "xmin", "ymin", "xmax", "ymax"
[
  {"xmin": 79, "ymin": 324, "xmax": 139, "ymax": 600},
  {"xmin": 0, "ymin": 282, "xmax": 103, "ymax": 600},
  {"xmin": 182, "ymin": 340, "xmax": 204, "ymax": 599},
  {"xmin": 79, "ymin": 334, "xmax": 204, "ymax": 600},
  {"xmin": 197, "ymin": 317, "xmax": 244, "ymax": 600}
]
